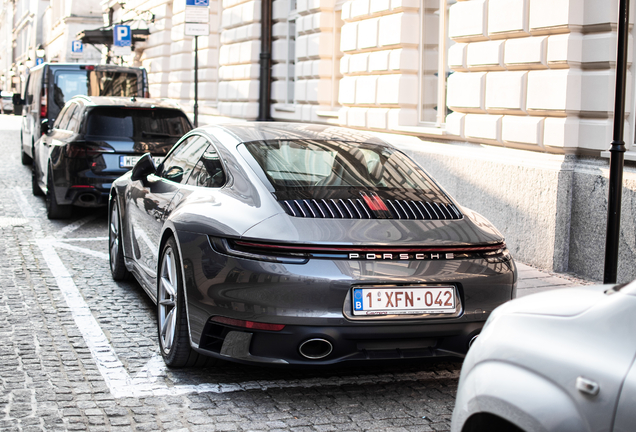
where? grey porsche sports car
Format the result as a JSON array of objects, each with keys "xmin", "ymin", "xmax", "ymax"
[{"xmin": 108, "ymin": 122, "xmax": 517, "ymax": 368}]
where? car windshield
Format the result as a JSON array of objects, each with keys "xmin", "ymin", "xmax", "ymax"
[
  {"xmin": 243, "ymin": 140, "xmax": 447, "ymax": 201},
  {"xmin": 85, "ymin": 108, "xmax": 190, "ymax": 139}
]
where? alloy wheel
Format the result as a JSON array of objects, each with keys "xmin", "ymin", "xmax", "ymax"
[
  {"xmin": 158, "ymin": 247, "xmax": 178, "ymax": 354},
  {"xmin": 109, "ymin": 203, "xmax": 120, "ymax": 273}
]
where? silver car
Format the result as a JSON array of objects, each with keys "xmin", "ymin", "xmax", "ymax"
[{"xmin": 451, "ymin": 282, "xmax": 636, "ymax": 432}]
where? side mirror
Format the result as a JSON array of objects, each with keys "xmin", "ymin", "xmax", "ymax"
[
  {"xmin": 131, "ymin": 153, "xmax": 156, "ymax": 181},
  {"xmin": 41, "ymin": 118, "xmax": 53, "ymax": 135},
  {"xmin": 12, "ymin": 93, "xmax": 23, "ymax": 106}
]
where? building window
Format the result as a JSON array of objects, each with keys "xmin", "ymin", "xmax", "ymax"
[
  {"xmin": 420, "ymin": 0, "xmax": 454, "ymax": 127},
  {"xmin": 272, "ymin": 0, "xmax": 297, "ymax": 108}
]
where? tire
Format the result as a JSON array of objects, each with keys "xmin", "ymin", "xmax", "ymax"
[
  {"xmin": 21, "ymin": 135, "xmax": 32, "ymax": 165},
  {"xmin": 46, "ymin": 170, "xmax": 72, "ymax": 220},
  {"xmin": 157, "ymin": 237, "xmax": 211, "ymax": 368},
  {"xmin": 109, "ymin": 197, "xmax": 131, "ymax": 281},
  {"xmin": 31, "ymin": 155, "xmax": 44, "ymax": 196}
]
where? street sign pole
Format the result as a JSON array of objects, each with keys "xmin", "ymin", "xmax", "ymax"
[
  {"xmin": 184, "ymin": 0, "xmax": 209, "ymax": 127},
  {"xmin": 194, "ymin": 35, "xmax": 198, "ymax": 127},
  {"xmin": 603, "ymin": 0, "xmax": 630, "ymax": 284}
]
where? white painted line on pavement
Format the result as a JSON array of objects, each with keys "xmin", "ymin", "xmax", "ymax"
[
  {"xmin": 57, "ymin": 237, "xmax": 108, "ymax": 242},
  {"xmin": 39, "ymin": 237, "xmax": 459, "ymax": 398},
  {"xmin": 37, "ymin": 239, "xmax": 134, "ymax": 398},
  {"xmin": 56, "ymin": 214, "xmax": 100, "ymax": 238},
  {"xmin": 12, "ymin": 187, "xmax": 36, "ymax": 217},
  {"xmin": 53, "ymin": 241, "xmax": 109, "ymax": 260}
]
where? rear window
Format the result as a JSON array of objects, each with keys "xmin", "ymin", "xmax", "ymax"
[
  {"xmin": 87, "ymin": 71, "xmax": 139, "ymax": 98},
  {"xmin": 53, "ymin": 71, "xmax": 88, "ymax": 109},
  {"xmin": 52, "ymin": 69, "xmax": 142, "ymax": 109},
  {"xmin": 85, "ymin": 108, "xmax": 191, "ymax": 139},
  {"xmin": 243, "ymin": 140, "xmax": 439, "ymax": 194}
]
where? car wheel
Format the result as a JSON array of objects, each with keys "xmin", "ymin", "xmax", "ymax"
[
  {"xmin": 109, "ymin": 197, "xmax": 130, "ymax": 281},
  {"xmin": 46, "ymin": 170, "xmax": 72, "ymax": 219},
  {"xmin": 31, "ymin": 155, "xmax": 44, "ymax": 196},
  {"xmin": 20, "ymin": 135, "xmax": 32, "ymax": 165},
  {"xmin": 158, "ymin": 237, "xmax": 211, "ymax": 368}
]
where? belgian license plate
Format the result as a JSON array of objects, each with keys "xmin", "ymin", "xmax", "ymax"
[
  {"xmin": 120, "ymin": 155, "xmax": 163, "ymax": 169},
  {"xmin": 352, "ymin": 286, "xmax": 456, "ymax": 316}
]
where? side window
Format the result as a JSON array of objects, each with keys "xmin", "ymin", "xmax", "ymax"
[
  {"xmin": 186, "ymin": 146, "xmax": 227, "ymax": 188},
  {"xmin": 66, "ymin": 106, "xmax": 82, "ymax": 133},
  {"xmin": 53, "ymin": 105, "xmax": 69, "ymax": 129},
  {"xmin": 24, "ymin": 76, "xmax": 32, "ymax": 105},
  {"xmin": 160, "ymin": 135, "xmax": 209, "ymax": 184},
  {"xmin": 56, "ymin": 104, "xmax": 77, "ymax": 131}
]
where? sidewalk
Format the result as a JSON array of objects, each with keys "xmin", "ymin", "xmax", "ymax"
[{"xmin": 516, "ymin": 262, "xmax": 598, "ymax": 297}]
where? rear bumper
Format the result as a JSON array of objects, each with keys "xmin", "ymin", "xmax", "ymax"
[
  {"xmin": 195, "ymin": 320, "xmax": 484, "ymax": 366},
  {"xmin": 173, "ymin": 232, "xmax": 516, "ymax": 366}
]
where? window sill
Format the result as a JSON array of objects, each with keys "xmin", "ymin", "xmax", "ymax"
[
  {"xmin": 390, "ymin": 125, "xmax": 447, "ymax": 136},
  {"xmin": 601, "ymin": 150, "xmax": 636, "ymax": 161},
  {"xmin": 316, "ymin": 110, "xmax": 339, "ymax": 118},
  {"xmin": 274, "ymin": 105, "xmax": 296, "ymax": 113}
]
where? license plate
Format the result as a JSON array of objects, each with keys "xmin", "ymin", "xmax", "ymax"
[
  {"xmin": 119, "ymin": 155, "xmax": 164, "ymax": 169},
  {"xmin": 352, "ymin": 286, "xmax": 456, "ymax": 316}
]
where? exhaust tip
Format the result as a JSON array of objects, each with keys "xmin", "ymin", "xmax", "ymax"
[
  {"xmin": 468, "ymin": 335, "xmax": 479, "ymax": 348},
  {"xmin": 78, "ymin": 193, "xmax": 97, "ymax": 204},
  {"xmin": 298, "ymin": 338, "xmax": 333, "ymax": 360}
]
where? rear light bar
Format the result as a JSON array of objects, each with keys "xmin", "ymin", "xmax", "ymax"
[
  {"xmin": 210, "ymin": 316, "xmax": 285, "ymax": 331},
  {"xmin": 233, "ymin": 240, "xmax": 506, "ymax": 254},
  {"xmin": 209, "ymin": 236, "xmax": 508, "ymax": 263}
]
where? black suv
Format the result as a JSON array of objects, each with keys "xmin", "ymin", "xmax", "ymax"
[
  {"xmin": 32, "ymin": 96, "xmax": 192, "ymax": 219},
  {"xmin": 17, "ymin": 63, "xmax": 149, "ymax": 165}
]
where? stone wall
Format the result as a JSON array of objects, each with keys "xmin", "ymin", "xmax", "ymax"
[
  {"xmin": 445, "ymin": 0, "xmax": 634, "ymax": 153},
  {"xmin": 337, "ymin": 0, "xmax": 421, "ymax": 130},
  {"xmin": 271, "ymin": 0, "xmax": 341, "ymax": 123}
]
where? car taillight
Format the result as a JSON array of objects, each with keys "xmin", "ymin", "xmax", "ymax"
[
  {"xmin": 40, "ymin": 88, "xmax": 47, "ymax": 119},
  {"xmin": 66, "ymin": 142, "xmax": 112, "ymax": 158}
]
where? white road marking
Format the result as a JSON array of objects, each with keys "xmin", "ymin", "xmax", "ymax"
[
  {"xmin": 11, "ymin": 187, "xmax": 35, "ymax": 217},
  {"xmin": 0, "ymin": 217, "xmax": 30, "ymax": 228},
  {"xmin": 57, "ymin": 237, "xmax": 108, "ymax": 242},
  {"xmin": 53, "ymin": 241, "xmax": 109, "ymax": 260},
  {"xmin": 56, "ymin": 214, "xmax": 99, "ymax": 237}
]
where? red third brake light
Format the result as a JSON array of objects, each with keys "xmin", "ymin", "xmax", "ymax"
[
  {"xmin": 210, "ymin": 316, "xmax": 285, "ymax": 331},
  {"xmin": 362, "ymin": 194, "xmax": 389, "ymax": 212}
]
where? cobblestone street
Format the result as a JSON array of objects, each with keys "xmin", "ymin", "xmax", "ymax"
[{"xmin": 0, "ymin": 114, "xmax": 592, "ymax": 432}]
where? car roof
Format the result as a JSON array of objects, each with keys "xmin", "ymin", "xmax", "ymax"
[
  {"xmin": 201, "ymin": 122, "xmax": 391, "ymax": 145},
  {"xmin": 69, "ymin": 96, "xmax": 182, "ymax": 110}
]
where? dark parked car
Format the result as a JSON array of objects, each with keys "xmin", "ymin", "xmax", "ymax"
[
  {"xmin": 18, "ymin": 63, "xmax": 149, "ymax": 165},
  {"xmin": 108, "ymin": 122, "xmax": 517, "ymax": 368},
  {"xmin": 32, "ymin": 96, "xmax": 192, "ymax": 219}
]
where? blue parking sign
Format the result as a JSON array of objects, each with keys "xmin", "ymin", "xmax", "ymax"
[
  {"xmin": 186, "ymin": 0, "xmax": 209, "ymax": 5},
  {"xmin": 71, "ymin": 40, "xmax": 83, "ymax": 53},
  {"xmin": 113, "ymin": 25, "xmax": 131, "ymax": 47}
]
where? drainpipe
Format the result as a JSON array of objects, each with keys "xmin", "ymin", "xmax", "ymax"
[
  {"xmin": 603, "ymin": 0, "xmax": 630, "ymax": 283},
  {"xmin": 257, "ymin": 0, "xmax": 272, "ymax": 121}
]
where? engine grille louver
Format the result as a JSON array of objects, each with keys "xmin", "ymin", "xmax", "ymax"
[{"xmin": 280, "ymin": 198, "xmax": 462, "ymax": 220}]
